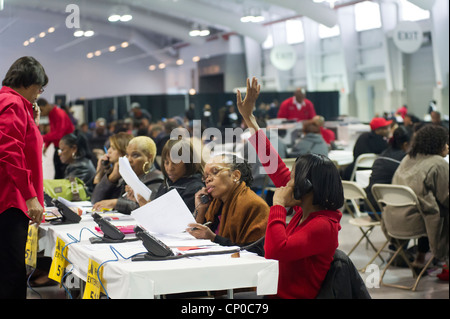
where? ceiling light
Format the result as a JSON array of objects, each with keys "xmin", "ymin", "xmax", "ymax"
[
  {"xmin": 158, "ymin": 63, "xmax": 166, "ymax": 69},
  {"xmin": 189, "ymin": 88, "xmax": 196, "ymax": 95},
  {"xmin": 73, "ymin": 29, "xmax": 84, "ymax": 37},
  {"xmin": 108, "ymin": 5, "xmax": 133, "ymax": 23},
  {"xmin": 48, "ymin": 27, "xmax": 55, "ymax": 33},
  {"xmin": 149, "ymin": 65, "xmax": 156, "ymax": 71},
  {"xmin": 241, "ymin": 7, "xmax": 265, "ymax": 23},
  {"xmin": 109, "ymin": 45, "xmax": 116, "ymax": 52},
  {"xmin": 189, "ymin": 23, "xmax": 210, "ymax": 37},
  {"xmin": 23, "ymin": 40, "xmax": 29, "ymax": 46},
  {"xmin": 84, "ymin": 30, "xmax": 95, "ymax": 37},
  {"xmin": 120, "ymin": 14, "xmax": 133, "ymax": 22},
  {"xmin": 192, "ymin": 56, "xmax": 200, "ymax": 62},
  {"xmin": 94, "ymin": 50, "xmax": 102, "ymax": 56},
  {"xmin": 121, "ymin": 41, "xmax": 129, "ymax": 48},
  {"xmin": 108, "ymin": 14, "xmax": 121, "ymax": 22},
  {"xmin": 176, "ymin": 59, "xmax": 184, "ymax": 66},
  {"xmin": 29, "ymin": 37, "xmax": 35, "ymax": 43},
  {"xmin": 87, "ymin": 52, "xmax": 94, "ymax": 59},
  {"xmin": 39, "ymin": 32, "xmax": 46, "ymax": 38}
]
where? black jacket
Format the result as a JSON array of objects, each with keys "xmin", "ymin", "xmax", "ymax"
[
  {"xmin": 316, "ymin": 249, "xmax": 371, "ymax": 299},
  {"xmin": 155, "ymin": 173, "xmax": 204, "ymax": 212}
]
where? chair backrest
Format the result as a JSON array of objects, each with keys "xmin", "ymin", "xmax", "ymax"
[
  {"xmin": 342, "ymin": 181, "xmax": 378, "ymax": 218},
  {"xmin": 282, "ymin": 157, "xmax": 297, "ymax": 172},
  {"xmin": 371, "ymin": 184, "xmax": 423, "ymax": 214},
  {"xmin": 371, "ymin": 183, "xmax": 427, "ymax": 238},
  {"xmin": 350, "ymin": 153, "xmax": 378, "ymax": 181},
  {"xmin": 316, "ymin": 249, "xmax": 371, "ymax": 299}
]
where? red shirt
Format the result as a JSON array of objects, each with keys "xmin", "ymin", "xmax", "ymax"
[
  {"xmin": 249, "ymin": 129, "xmax": 341, "ymax": 299},
  {"xmin": 320, "ymin": 126, "xmax": 336, "ymax": 145},
  {"xmin": 43, "ymin": 106, "xmax": 74, "ymax": 148},
  {"xmin": 277, "ymin": 97, "xmax": 316, "ymax": 121},
  {"xmin": 0, "ymin": 87, "xmax": 44, "ymax": 216}
]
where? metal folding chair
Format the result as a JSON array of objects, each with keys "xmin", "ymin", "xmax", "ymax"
[{"xmin": 371, "ymin": 183, "xmax": 434, "ymax": 291}]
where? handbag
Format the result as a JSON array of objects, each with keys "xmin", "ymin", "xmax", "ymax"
[{"xmin": 43, "ymin": 176, "xmax": 89, "ymax": 201}]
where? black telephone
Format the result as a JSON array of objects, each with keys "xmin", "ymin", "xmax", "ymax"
[
  {"xmin": 51, "ymin": 199, "xmax": 82, "ymax": 225},
  {"xmin": 200, "ymin": 194, "xmax": 211, "ymax": 204},
  {"xmin": 90, "ymin": 213, "xmax": 139, "ymax": 244},
  {"xmin": 44, "ymin": 192, "xmax": 54, "ymax": 207},
  {"xmin": 133, "ymin": 226, "xmax": 175, "ymax": 260}
]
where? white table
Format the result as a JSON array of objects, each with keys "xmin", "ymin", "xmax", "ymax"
[{"xmin": 39, "ymin": 215, "xmax": 279, "ymax": 299}]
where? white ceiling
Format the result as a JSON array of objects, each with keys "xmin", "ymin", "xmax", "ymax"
[{"xmin": 0, "ymin": 0, "xmax": 346, "ymax": 66}]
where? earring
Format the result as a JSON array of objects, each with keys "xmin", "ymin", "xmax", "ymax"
[{"xmin": 142, "ymin": 161, "xmax": 150, "ymax": 174}]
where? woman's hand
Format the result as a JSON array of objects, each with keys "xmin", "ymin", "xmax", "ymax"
[
  {"xmin": 236, "ymin": 77, "xmax": 261, "ymax": 132},
  {"xmin": 125, "ymin": 185, "xmax": 150, "ymax": 207},
  {"xmin": 273, "ymin": 185, "xmax": 301, "ymax": 208},
  {"xmin": 26, "ymin": 197, "xmax": 44, "ymax": 225},
  {"xmin": 194, "ymin": 187, "xmax": 211, "ymax": 222},
  {"xmin": 186, "ymin": 223, "xmax": 216, "ymax": 241},
  {"xmin": 92, "ymin": 199, "xmax": 117, "ymax": 211},
  {"xmin": 108, "ymin": 161, "xmax": 121, "ymax": 183}
]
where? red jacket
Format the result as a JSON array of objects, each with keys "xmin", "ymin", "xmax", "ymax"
[
  {"xmin": 277, "ymin": 97, "xmax": 316, "ymax": 121},
  {"xmin": 248, "ymin": 129, "xmax": 341, "ymax": 299},
  {"xmin": 0, "ymin": 87, "xmax": 44, "ymax": 216},
  {"xmin": 43, "ymin": 106, "xmax": 74, "ymax": 149}
]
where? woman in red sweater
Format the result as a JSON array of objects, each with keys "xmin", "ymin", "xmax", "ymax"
[
  {"xmin": 237, "ymin": 77, "xmax": 344, "ymax": 299},
  {"xmin": 0, "ymin": 57, "xmax": 47, "ymax": 298}
]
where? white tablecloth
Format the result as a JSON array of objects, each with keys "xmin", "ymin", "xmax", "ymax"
[{"xmin": 39, "ymin": 215, "xmax": 279, "ymax": 299}]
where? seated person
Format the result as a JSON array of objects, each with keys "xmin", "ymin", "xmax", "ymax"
[
  {"xmin": 365, "ymin": 126, "xmax": 411, "ymax": 213},
  {"xmin": 237, "ymin": 77, "xmax": 344, "ymax": 299},
  {"xmin": 288, "ymin": 120, "xmax": 329, "ymax": 157},
  {"xmin": 343, "ymin": 117, "xmax": 392, "ymax": 180},
  {"xmin": 90, "ymin": 132, "xmax": 133, "ymax": 202},
  {"xmin": 92, "ymin": 136, "xmax": 163, "ymax": 214},
  {"xmin": 187, "ymin": 154, "xmax": 269, "ymax": 256},
  {"xmin": 312, "ymin": 115, "xmax": 336, "ymax": 147},
  {"xmin": 130, "ymin": 138, "xmax": 204, "ymax": 212},
  {"xmin": 389, "ymin": 125, "xmax": 448, "ymax": 279},
  {"xmin": 58, "ymin": 131, "xmax": 96, "ymax": 193}
]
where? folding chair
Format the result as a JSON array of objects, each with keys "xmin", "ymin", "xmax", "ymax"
[
  {"xmin": 371, "ymin": 183, "xmax": 434, "ymax": 291},
  {"xmin": 342, "ymin": 181, "xmax": 389, "ymax": 272},
  {"xmin": 349, "ymin": 153, "xmax": 378, "ymax": 182}
]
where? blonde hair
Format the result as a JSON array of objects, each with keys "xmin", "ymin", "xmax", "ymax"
[{"xmin": 128, "ymin": 136, "xmax": 157, "ymax": 164}]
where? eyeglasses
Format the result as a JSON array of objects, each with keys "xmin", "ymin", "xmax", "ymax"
[
  {"xmin": 202, "ymin": 166, "xmax": 230, "ymax": 183},
  {"xmin": 39, "ymin": 87, "xmax": 45, "ymax": 94}
]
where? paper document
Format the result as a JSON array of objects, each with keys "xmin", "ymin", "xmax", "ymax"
[
  {"xmin": 131, "ymin": 189, "xmax": 196, "ymax": 235},
  {"xmin": 118, "ymin": 156, "xmax": 152, "ymax": 201}
]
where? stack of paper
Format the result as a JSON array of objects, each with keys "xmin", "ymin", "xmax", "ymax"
[{"xmin": 118, "ymin": 156, "xmax": 152, "ymax": 201}]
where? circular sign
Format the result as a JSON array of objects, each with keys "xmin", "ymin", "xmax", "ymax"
[
  {"xmin": 393, "ymin": 21, "xmax": 423, "ymax": 54},
  {"xmin": 270, "ymin": 44, "xmax": 297, "ymax": 71}
]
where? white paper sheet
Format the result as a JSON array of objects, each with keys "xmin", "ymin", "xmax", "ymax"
[
  {"xmin": 118, "ymin": 156, "xmax": 152, "ymax": 201},
  {"xmin": 131, "ymin": 189, "xmax": 196, "ymax": 235}
]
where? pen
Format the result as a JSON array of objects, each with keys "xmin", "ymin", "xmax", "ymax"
[{"xmin": 190, "ymin": 221, "xmax": 212, "ymax": 231}]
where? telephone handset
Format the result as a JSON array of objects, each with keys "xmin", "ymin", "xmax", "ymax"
[
  {"xmin": 133, "ymin": 226, "xmax": 174, "ymax": 259},
  {"xmin": 200, "ymin": 194, "xmax": 211, "ymax": 204}
]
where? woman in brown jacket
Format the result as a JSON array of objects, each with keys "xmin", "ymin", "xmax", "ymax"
[{"xmin": 187, "ymin": 153, "xmax": 269, "ymax": 256}]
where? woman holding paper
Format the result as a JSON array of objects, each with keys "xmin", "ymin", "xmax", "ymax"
[
  {"xmin": 187, "ymin": 153, "xmax": 269, "ymax": 256},
  {"xmin": 92, "ymin": 136, "xmax": 163, "ymax": 214}
]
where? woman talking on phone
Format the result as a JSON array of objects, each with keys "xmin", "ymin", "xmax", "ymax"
[
  {"xmin": 236, "ymin": 77, "xmax": 344, "ymax": 299},
  {"xmin": 0, "ymin": 56, "xmax": 48, "ymax": 299}
]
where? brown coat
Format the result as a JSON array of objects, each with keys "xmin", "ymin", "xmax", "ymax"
[{"xmin": 205, "ymin": 182, "xmax": 269, "ymax": 245}]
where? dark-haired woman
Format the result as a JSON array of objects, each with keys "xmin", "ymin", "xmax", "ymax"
[
  {"xmin": 390, "ymin": 125, "xmax": 449, "ymax": 279},
  {"xmin": 237, "ymin": 77, "xmax": 344, "ymax": 298},
  {"xmin": 187, "ymin": 153, "xmax": 269, "ymax": 256},
  {"xmin": 154, "ymin": 138, "xmax": 205, "ymax": 212},
  {"xmin": 59, "ymin": 131, "xmax": 96, "ymax": 193},
  {"xmin": 0, "ymin": 56, "xmax": 48, "ymax": 298}
]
